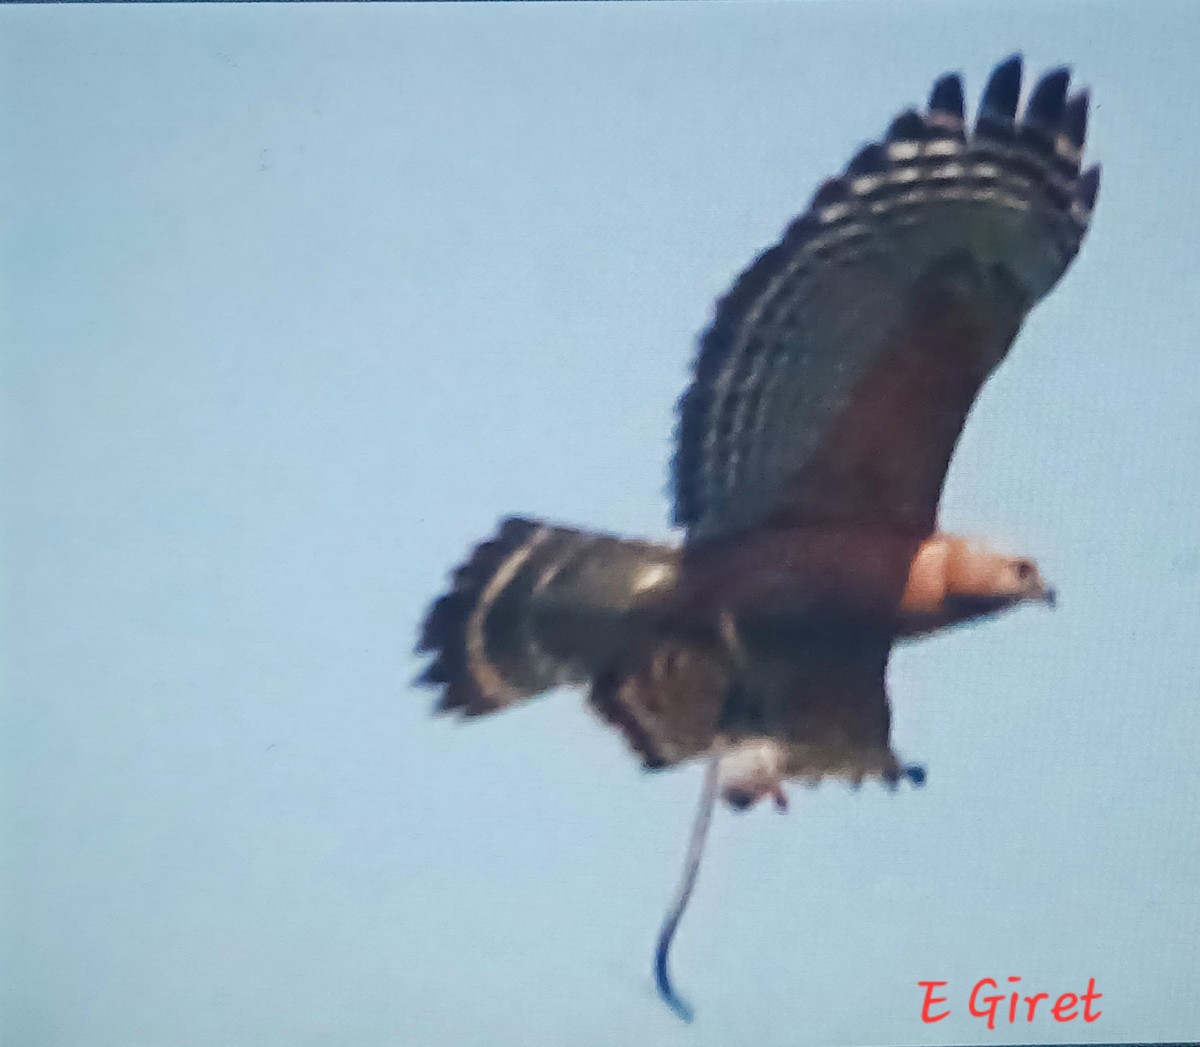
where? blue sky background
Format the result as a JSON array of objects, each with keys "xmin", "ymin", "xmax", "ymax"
[{"xmin": 3, "ymin": 3, "xmax": 1199, "ymax": 1045}]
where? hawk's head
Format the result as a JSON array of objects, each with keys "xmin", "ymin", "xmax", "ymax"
[
  {"xmin": 947, "ymin": 541, "xmax": 1057, "ymax": 610},
  {"xmin": 900, "ymin": 535, "xmax": 1056, "ymax": 636}
]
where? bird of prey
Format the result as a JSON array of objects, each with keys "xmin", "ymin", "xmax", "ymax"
[{"xmin": 417, "ymin": 55, "xmax": 1098, "ymax": 1019}]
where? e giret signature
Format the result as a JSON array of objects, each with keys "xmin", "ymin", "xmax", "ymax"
[{"xmin": 918, "ymin": 977, "xmax": 1102, "ymax": 1028}]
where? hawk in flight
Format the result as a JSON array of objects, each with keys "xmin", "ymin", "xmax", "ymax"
[{"xmin": 417, "ymin": 55, "xmax": 1097, "ymax": 1018}]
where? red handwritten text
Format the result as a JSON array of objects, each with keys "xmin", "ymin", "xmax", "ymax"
[{"xmin": 918, "ymin": 977, "xmax": 1102, "ymax": 1029}]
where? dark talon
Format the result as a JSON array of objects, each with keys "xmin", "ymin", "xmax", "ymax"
[{"xmin": 723, "ymin": 786, "xmax": 756, "ymax": 811}]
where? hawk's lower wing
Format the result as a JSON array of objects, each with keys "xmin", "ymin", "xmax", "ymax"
[
  {"xmin": 589, "ymin": 617, "xmax": 901, "ymax": 787},
  {"xmin": 674, "ymin": 56, "xmax": 1098, "ymax": 541},
  {"xmin": 590, "ymin": 638, "xmax": 732, "ymax": 770},
  {"xmin": 716, "ymin": 622, "xmax": 902, "ymax": 787}
]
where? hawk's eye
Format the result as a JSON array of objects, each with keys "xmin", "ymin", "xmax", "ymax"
[{"xmin": 1015, "ymin": 560, "xmax": 1035, "ymax": 581}]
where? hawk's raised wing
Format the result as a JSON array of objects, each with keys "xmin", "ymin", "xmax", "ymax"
[{"xmin": 673, "ymin": 56, "xmax": 1099, "ymax": 542}]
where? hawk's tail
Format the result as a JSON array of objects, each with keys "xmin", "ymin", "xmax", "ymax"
[{"xmin": 416, "ymin": 517, "xmax": 679, "ymax": 717}]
